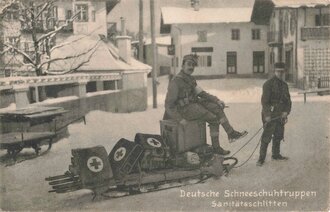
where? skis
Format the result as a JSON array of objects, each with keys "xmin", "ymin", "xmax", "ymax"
[{"xmin": 98, "ymin": 174, "xmax": 212, "ymax": 199}]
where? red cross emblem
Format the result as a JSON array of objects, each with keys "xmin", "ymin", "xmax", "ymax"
[
  {"xmin": 114, "ymin": 147, "xmax": 126, "ymax": 161},
  {"xmin": 147, "ymin": 138, "xmax": 162, "ymax": 148},
  {"xmin": 87, "ymin": 156, "xmax": 104, "ymax": 172}
]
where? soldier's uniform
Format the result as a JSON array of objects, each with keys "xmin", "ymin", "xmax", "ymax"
[
  {"xmin": 164, "ymin": 54, "xmax": 247, "ymax": 155},
  {"xmin": 258, "ymin": 62, "xmax": 292, "ymax": 165}
]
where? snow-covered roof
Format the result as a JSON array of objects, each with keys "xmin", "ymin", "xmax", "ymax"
[
  {"xmin": 44, "ymin": 35, "xmax": 151, "ymax": 73},
  {"xmin": 161, "ymin": 7, "xmax": 253, "ymax": 24},
  {"xmin": 272, "ymin": 0, "xmax": 330, "ymax": 8}
]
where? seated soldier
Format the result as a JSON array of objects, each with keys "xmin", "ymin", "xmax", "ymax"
[{"xmin": 163, "ymin": 54, "xmax": 247, "ymax": 155}]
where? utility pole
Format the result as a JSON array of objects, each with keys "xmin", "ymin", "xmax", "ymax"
[
  {"xmin": 138, "ymin": 0, "xmax": 144, "ymax": 62},
  {"xmin": 150, "ymin": 0, "xmax": 158, "ymax": 108}
]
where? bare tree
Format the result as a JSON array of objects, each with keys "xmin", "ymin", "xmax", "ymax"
[{"xmin": 1, "ymin": 0, "xmax": 100, "ymax": 76}]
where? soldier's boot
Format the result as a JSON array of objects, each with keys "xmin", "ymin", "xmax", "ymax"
[
  {"xmin": 219, "ymin": 117, "xmax": 247, "ymax": 143},
  {"xmin": 211, "ymin": 136, "xmax": 230, "ymax": 155},
  {"xmin": 256, "ymin": 142, "xmax": 269, "ymax": 166},
  {"xmin": 272, "ymin": 139, "xmax": 288, "ymax": 160},
  {"xmin": 228, "ymin": 130, "xmax": 248, "ymax": 143}
]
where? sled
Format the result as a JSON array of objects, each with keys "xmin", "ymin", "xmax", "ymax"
[
  {"xmin": 45, "ymin": 145, "xmax": 238, "ymax": 199},
  {"xmin": 45, "ymin": 120, "xmax": 238, "ymax": 199},
  {"xmin": 0, "ymin": 106, "xmax": 67, "ymax": 160}
]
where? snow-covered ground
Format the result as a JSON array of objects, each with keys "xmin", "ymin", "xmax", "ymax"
[{"xmin": 0, "ymin": 76, "xmax": 329, "ymax": 211}]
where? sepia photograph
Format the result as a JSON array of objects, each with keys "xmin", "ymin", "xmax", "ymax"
[{"xmin": 0, "ymin": 0, "xmax": 329, "ymax": 211}]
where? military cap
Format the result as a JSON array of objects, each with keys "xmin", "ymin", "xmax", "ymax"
[
  {"xmin": 274, "ymin": 62, "xmax": 286, "ymax": 71},
  {"xmin": 182, "ymin": 54, "xmax": 198, "ymax": 66}
]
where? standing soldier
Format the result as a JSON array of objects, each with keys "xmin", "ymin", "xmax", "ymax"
[
  {"xmin": 163, "ymin": 54, "xmax": 247, "ymax": 155},
  {"xmin": 257, "ymin": 62, "xmax": 292, "ymax": 166}
]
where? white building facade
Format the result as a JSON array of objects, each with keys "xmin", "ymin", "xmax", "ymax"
[{"xmin": 161, "ymin": 6, "xmax": 269, "ymax": 77}]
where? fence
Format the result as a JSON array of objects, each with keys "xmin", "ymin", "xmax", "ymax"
[
  {"xmin": 0, "ymin": 71, "xmax": 148, "ymax": 110},
  {"xmin": 308, "ymin": 75, "xmax": 330, "ymax": 89}
]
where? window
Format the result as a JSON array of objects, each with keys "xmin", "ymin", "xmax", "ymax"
[
  {"xmin": 231, "ymin": 29, "xmax": 240, "ymax": 40},
  {"xmin": 7, "ymin": 37, "xmax": 20, "ymax": 54},
  {"xmin": 290, "ymin": 10, "xmax": 297, "ymax": 35},
  {"xmin": 24, "ymin": 42, "xmax": 29, "ymax": 52},
  {"xmin": 92, "ymin": 10, "xmax": 96, "ymax": 22},
  {"xmin": 322, "ymin": 14, "xmax": 330, "ymax": 26},
  {"xmin": 315, "ymin": 15, "xmax": 321, "ymax": 26},
  {"xmin": 196, "ymin": 55, "xmax": 212, "ymax": 67},
  {"xmin": 269, "ymin": 51, "xmax": 274, "ymax": 65},
  {"xmin": 22, "ymin": 42, "xmax": 33, "ymax": 63},
  {"xmin": 253, "ymin": 51, "xmax": 265, "ymax": 73},
  {"xmin": 191, "ymin": 47, "xmax": 213, "ymax": 67},
  {"xmin": 66, "ymin": 10, "xmax": 72, "ymax": 19},
  {"xmin": 75, "ymin": 4, "xmax": 88, "ymax": 22},
  {"xmin": 283, "ymin": 12, "xmax": 289, "ymax": 38},
  {"xmin": 4, "ymin": 9, "xmax": 18, "ymax": 21},
  {"xmin": 252, "ymin": 29, "xmax": 261, "ymax": 40},
  {"xmin": 227, "ymin": 52, "xmax": 237, "ymax": 74},
  {"xmin": 315, "ymin": 14, "xmax": 330, "ymax": 26},
  {"xmin": 197, "ymin": 31, "xmax": 207, "ymax": 42},
  {"xmin": 52, "ymin": 6, "xmax": 58, "ymax": 19}
]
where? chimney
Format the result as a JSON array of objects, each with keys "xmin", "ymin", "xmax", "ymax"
[
  {"xmin": 120, "ymin": 17, "xmax": 126, "ymax": 36},
  {"xmin": 191, "ymin": 0, "xmax": 200, "ymax": 11},
  {"xmin": 116, "ymin": 35, "xmax": 132, "ymax": 64}
]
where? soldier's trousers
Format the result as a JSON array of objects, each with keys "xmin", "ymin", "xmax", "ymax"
[
  {"xmin": 179, "ymin": 101, "xmax": 234, "ymax": 137},
  {"xmin": 258, "ymin": 114, "xmax": 285, "ymax": 161}
]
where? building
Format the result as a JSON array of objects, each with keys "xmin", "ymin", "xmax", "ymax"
[
  {"xmin": 267, "ymin": 0, "xmax": 330, "ymax": 88},
  {"xmin": 46, "ymin": 34, "xmax": 150, "ymax": 74},
  {"xmin": 143, "ymin": 36, "xmax": 172, "ymax": 76},
  {"xmin": 0, "ymin": 0, "xmax": 119, "ymax": 77},
  {"xmin": 0, "ymin": 3, "xmax": 22, "ymax": 76},
  {"xmin": 160, "ymin": 3, "xmax": 269, "ymax": 77}
]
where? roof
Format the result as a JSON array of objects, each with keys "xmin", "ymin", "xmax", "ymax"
[
  {"xmin": 272, "ymin": 0, "xmax": 330, "ymax": 8},
  {"xmin": 44, "ymin": 35, "xmax": 151, "ymax": 73},
  {"xmin": 251, "ymin": 0, "xmax": 275, "ymax": 25},
  {"xmin": 161, "ymin": 7, "xmax": 253, "ymax": 24}
]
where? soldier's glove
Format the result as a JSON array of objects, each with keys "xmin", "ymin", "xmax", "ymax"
[
  {"xmin": 264, "ymin": 116, "xmax": 271, "ymax": 123},
  {"xmin": 217, "ymin": 100, "xmax": 226, "ymax": 109},
  {"xmin": 281, "ymin": 112, "xmax": 288, "ymax": 124}
]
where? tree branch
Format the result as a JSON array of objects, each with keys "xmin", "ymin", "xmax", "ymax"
[
  {"xmin": 35, "ymin": 1, "xmax": 54, "ymax": 20},
  {"xmin": 3, "ymin": 42, "xmax": 35, "ymax": 66},
  {"xmin": 39, "ymin": 39, "xmax": 101, "ymax": 69},
  {"xmin": 50, "ymin": 25, "xmax": 103, "ymax": 52},
  {"xmin": 50, "ymin": 34, "xmax": 88, "ymax": 52},
  {"xmin": 37, "ymin": 11, "xmax": 80, "ymax": 43},
  {"xmin": 45, "ymin": 44, "xmax": 98, "ymax": 75},
  {"xmin": 18, "ymin": 1, "xmax": 34, "ymax": 17},
  {"xmin": 0, "ymin": 47, "xmax": 11, "ymax": 55}
]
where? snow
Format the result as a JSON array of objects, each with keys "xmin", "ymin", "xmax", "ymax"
[
  {"xmin": 47, "ymin": 35, "xmax": 151, "ymax": 72},
  {"xmin": 34, "ymin": 96, "xmax": 79, "ymax": 105},
  {"xmin": 161, "ymin": 7, "xmax": 253, "ymax": 24},
  {"xmin": 0, "ymin": 103, "xmax": 16, "ymax": 112},
  {"xmin": 86, "ymin": 90, "xmax": 120, "ymax": 97},
  {"xmin": 0, "ymin": 76, "xmax": 329, "ymax": 211}
]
